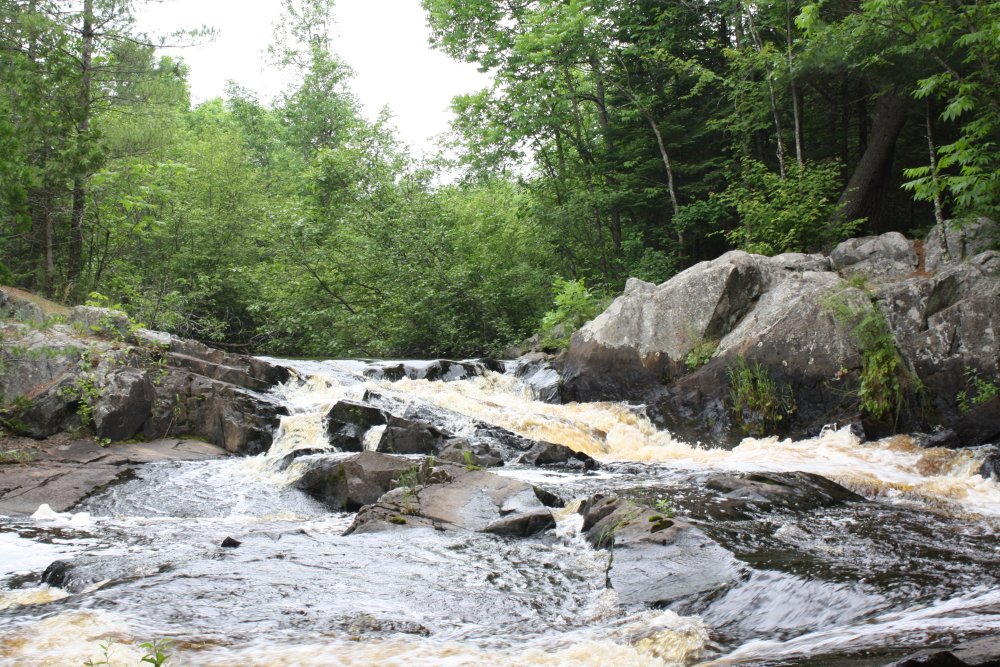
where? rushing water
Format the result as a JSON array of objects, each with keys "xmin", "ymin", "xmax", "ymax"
[{"xmin": 2, "ymin": 360, "xmax": 999, "ymax": 666}]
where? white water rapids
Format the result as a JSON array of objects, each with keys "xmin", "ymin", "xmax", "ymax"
[{"xmin": 1, "ymin": 360, "xmax": 998, "ymax": 666}]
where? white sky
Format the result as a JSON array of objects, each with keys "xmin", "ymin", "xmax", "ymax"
[{"xmin": 136, "ymin": 0, "xmax": 491, "ymax": 156}]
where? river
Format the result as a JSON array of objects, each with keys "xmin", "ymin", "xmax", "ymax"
[{"xmin": 1, "ymin": 360, "xmax": 998, "ymax": 666}]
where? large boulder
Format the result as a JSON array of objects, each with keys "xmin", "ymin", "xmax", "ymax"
[
  {"xmin": 346, "ymin": 464, "xmax": 558, "ymax": 537},
  {"xmin": 830, "ymin": 231, "xmax": 918, "ymax": 279},
  {"xmin": 294, "ymin": 451, "xmax": 416, "ymax": 511},
  {"xmin": 92, "ymin": 367, "xmax": 155, "ymax": 441},
  {"xmin": 563, "ymin": 252, "xmax": 769, "ymax": 401},
  {"xmin": 924, "ymin": 217, "xmax": 998, "ymax": 272},
  {"xmin": 563, "ymin": 222, "xmax": 1000, "ymax": 443},
  {"xmin": 579, "ymin": 495, "xmax": 742, "ymax": 607}
]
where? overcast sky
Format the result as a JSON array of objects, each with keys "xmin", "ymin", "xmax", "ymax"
[{"xmin": 136, "ymin": 0, "xmax": 491, "ymax": 155}]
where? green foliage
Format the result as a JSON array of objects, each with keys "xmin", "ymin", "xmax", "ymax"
[
  {"xmin": 539, "ymin": 279, "xmax": 606, "ymax": 351},
  {"xmin": 0, "ymin": 448, "xmax": 37, "ymax": 464},
  {"xmin": 685, "ymin": 339, "xmax": 717, "ymax": 371},
  {"xmin": 721, "ymin": 160, "xmax": 861, "ymax": 255},
  {"xmin": 824, "ymin": 286, "xmax": 920, "ymax": 423},
  {"xmin": 957, "ymin": 368, "xmax": 999, "ymax": 414},
  {"xmin": 728, "ymin": 358, "xmax": 797, "ymax": 435}
]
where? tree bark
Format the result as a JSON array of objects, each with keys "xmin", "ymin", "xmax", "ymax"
[
  {"xmin": 833, "ymin": 87, "xmax": 909, "ymax": 226},
  {"xmin": 68, "ymin": 0, "xmax": 94, "ymax": 289}
]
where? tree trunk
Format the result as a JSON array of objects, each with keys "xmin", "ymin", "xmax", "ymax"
[
  {"xmin": 786, "ymin": 0, "xmax": 804, "ymax": 170},
  {"xmin": 68, "ymin": 0, "xmax": 94, "ymax": 289},
  {"xmin": 834, "ymin": 87, "xmax": 908, "ymax": 226}
]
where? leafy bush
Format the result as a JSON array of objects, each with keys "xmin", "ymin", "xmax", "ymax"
[
  {"xmin": 823, "ymin": 285, "xmax": 921, "ymax": 423},
  {"xmin": 539, "ymin": 278, "xmax": 606, "ymax": 350},
  {"xmin": 957, "ymin": 368, "xmax": 999, "ymax": 414},
  {"xmin": 728, "ymin": 357, "xmax": 797, "ymax": 435},
  {"xmin": 721, "ymin": 160, "xmax": 860, "ymax": 255}
]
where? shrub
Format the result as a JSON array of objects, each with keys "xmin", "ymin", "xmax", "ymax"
[
  {"xmin": 728, "ymin": 357, "xmax": 797, "ymax": 435},
  {"xmin": 539, "ymin": 278, "xmax": 606, "ymax": 350}
]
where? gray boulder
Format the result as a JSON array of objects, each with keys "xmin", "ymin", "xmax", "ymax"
[
  {"xmin": 294, "ymin": 451, "xmax": 416, "ymax": 511},
  {"xmin": 564, "ymin": 251, "xmax": 769, "ymax": 401},
  {"xmin": 830, "ymin": 231, "xmax": 917, "ymax": 279},
  {"xmin": 346, "ymin": 465, "xmax": 557, "ymax": 536},
  {"xmin": 925, "ymin": 217, "xmax": 998, "ymax": 272},
  {"xmin": 579, "ymin": 495, "xmax": 742, "ymax": 607},
  {"xmin": 92, "ymin": 367, "xmax": 155, "ymax": 441}
]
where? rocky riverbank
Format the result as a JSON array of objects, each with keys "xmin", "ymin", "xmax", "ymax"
[{"xmin": 562, "ymin": 219, "xmax": 1000, "ymax": 446}]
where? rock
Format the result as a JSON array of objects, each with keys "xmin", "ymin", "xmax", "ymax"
[
  {"xmin": 374, "ymin": 416, "xmax": 451, "ymax": 455},
  {"xmin": 693, "ymin": 471, "xmax": 862, "ymax": 517},
  {"xmin": 886, "ymin": 635, "xmax": 1000, "ymax": 667},
  {"xmin": 952, "ymin": 397, "xmax": 1000, "ymax": 446},
  {"xmin": 665, "ymin": 271, "xmax": 864, "ymax": 439},
  {"xmin": 512, "ymin": 353, "xmax": 562, "ymax": 403},
  {"xmin": 578, "ymin": 495, "xmax": 741, "ymax": 607},
  {"xmin": 41, "ymin": 560, "xmax": 73, "ymax": 588},
  {"xmin": 346, "ymin": 465, "xmax": 557, "ymax": 537},
  {"xmin": 294, "ymin": 451, "xmax": 416, "ymax": 511},
  {"xmin": 437, "ymin": 438, "xmax": 504, "ymax": 467},
  {"xmin": 0, "ymin": 438, "xmax": 228, "ymax": 516},
  {"xmin": 92, "ymin": 367, "xmax": 155, "ymax": 441},
  {"xmin": 0, "ymin": 287, "xmax": 45, "ymax": 323},
  {"xmin": 925, "ymin": 217, "xmax": 999, "ymax": 272},
  {"xmin": 830, "ymin": 232, "xmax": 918, "ymax": 279},
  {"xmin": 69, "ymin": 305, "xmax": 131, "ymax": 337},
  {"xmin": 978, "ymin": 449, "xmax": 1000, "ymax": 480},
  {"xmin": 324, "ymin": 400, "xmax": 388, "ymax": 452},
  {"xmin": 563, "ymin": 251, "xmax": 769, "ymax": 401},
  {"xmin": 17, "ymin": 376, "xmax": 83, "ymax": 438},
  {"xmin": 221, "ymin": 537, "xmax": 241, "ymax": 548},
  {"xmin": 516, "ymin": 440, "xmax": 598, "ymax": 470}
]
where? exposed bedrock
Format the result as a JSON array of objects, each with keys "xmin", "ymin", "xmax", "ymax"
[{"xmin": 562, "ymin": 220, "xmax": 1000, "ymax": 445}]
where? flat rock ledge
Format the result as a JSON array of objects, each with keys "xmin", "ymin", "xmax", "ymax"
[{"xmin": 0, "ymin": 436, "xmax": 227, "ymax": 516}]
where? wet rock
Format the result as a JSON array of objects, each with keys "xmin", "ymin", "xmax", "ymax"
[
  {"xmin": 579, "ymin": 495, "xmax": 742, "ymax": 607},
  {"xmin": 516, "ymin": 440, "xmax": 598, "ymax": 470},
  {"xmin": 887, "ymin": 635, "xmax": 1000, "ymax": 667},
  {"xmin": 437, "ymin": 438, "xmax": 504, "ymax": 467},
  {"xmin": 274, "ymin": 447, "xmax": 330, "ymax": 471},
  {"xmin": 344, "ymin": 614, "xmax": 430, "ymax": 637},
  {"xmin": 953, "ymin": 397, "xmax": 1000, "ymax": 446},
  {"xmin": 92, "ymin": 367, "xmax": 155, "ymax": 441},
  {"xmin": 221, "ymin": 536, "xmax": 241, "ymax": 548},
  {"xmin": 346, "ymin": 465, "xmax": 557, "ymax": 537},
  {"xmin": 41, "ymin": 560, "xmax": 73, "ymax": 588},
  {"xmin": 830, "ymin": 231, "xmax": 917, "ymax": 279},
  {"xmin": 979, "ymin": 449, "xmax": 1000, "ymax": 481},
  {"xmin": 374, "ymin": 416, "xmax": 451, "ymax": 455},
  {"xmin": 324, "ymin": 400, "xmax": 388, "ymax": 452},
  {"xmin": 696, "ymin": 471, "xmax": 862, "ymax": 514},
  {"xmin": 294, "ymin": 451, "xmax": 416, "ymax": 511},
  {"xmin": 513, "ymin": 353, "xmax": 562, "ymax": 403}
]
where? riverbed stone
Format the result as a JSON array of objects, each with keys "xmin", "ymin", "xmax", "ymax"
[
  {"xmin": 345, "ymin": 465, "xmax": 557, "ymax": 536},
  {"xmin": 579, "ymin": 495, "xmax": 742, "ymax": 607},
  {"xmin": 294, "ymin": 451, "xmax": 416, "ymax": 511},
  {"xmin": 324, "ymin": 400, "xmax": 388, "ymax": 452}
]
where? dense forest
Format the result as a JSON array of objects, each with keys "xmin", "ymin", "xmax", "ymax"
[{"xmin": 0, "ymin": 0, "xmax": 997, "ymax": 358}]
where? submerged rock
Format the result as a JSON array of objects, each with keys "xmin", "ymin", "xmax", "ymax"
[
  {"xmin": 579, "ymin": 495, "xmax": 742, "ymax": 607},
  {"xmin": 886, "ymin": 635, "xmax": 1000, "ymax": 667}
]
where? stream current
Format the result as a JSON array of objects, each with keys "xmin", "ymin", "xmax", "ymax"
[{"xmin": 1, "ymin": 360, "xmax": 999, "ymax": 666}]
